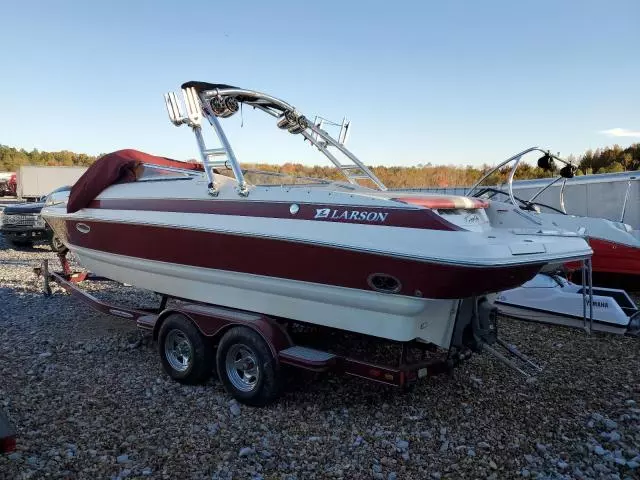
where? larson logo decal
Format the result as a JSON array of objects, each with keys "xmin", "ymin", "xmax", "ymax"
[
  {"xmin": 314, "ymin": 208, "xmax": 389, "ymax": 222},
  {"xmin": 314, "ymin": 208, "xmax": 331, "ymax": 219}
]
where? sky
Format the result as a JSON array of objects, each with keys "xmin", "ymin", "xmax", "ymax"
[{"xmin": 0, "ymin": 0, "xmax": 639, "ymax": 167}]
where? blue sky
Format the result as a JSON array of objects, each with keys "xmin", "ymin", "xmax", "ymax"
[{"xmin": 1, "ymin": 0, "xmax": 638, "ymax": 167}]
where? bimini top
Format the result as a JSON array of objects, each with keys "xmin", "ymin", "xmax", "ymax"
[
  {"xmin": 67, "ymin": 149, "xmax": 202, "ymax": 213},
  {"xmin": 182, "ymin": 81, "xmax": 238, "ymax": 92}
]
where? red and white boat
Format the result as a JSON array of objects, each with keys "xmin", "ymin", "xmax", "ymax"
[
  {"xmin": 465, "ymin": 148, "xmax": 640, "ymax": 282},
  {"xmin": 41, "ymin": 83, "xmax": 591, "ymax": 350}
]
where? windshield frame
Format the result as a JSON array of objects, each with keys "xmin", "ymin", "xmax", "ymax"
[{"xmin": 215, "ymin": 167, "xmax": 372, "ymax": 190}]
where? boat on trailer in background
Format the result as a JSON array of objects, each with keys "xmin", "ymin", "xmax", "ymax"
[{"xmin": 40, "ymin": 82, "xmax": 593, "ymax": 404}]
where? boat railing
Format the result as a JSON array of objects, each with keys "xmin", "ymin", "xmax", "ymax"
[
  {"xmin": 580, "ymin": 258, "xmax": 594, "ymax": 334},
  {"xmin": 619, "ymin": 176, "xmax": 638, "ymax": 223},
  {"xmin": 163, "ymin": 84, "xmax": 387, "ymax": 196},
  {"xmin": 466, "ymin": 147, "xmax": 577, "ymax": 215}
]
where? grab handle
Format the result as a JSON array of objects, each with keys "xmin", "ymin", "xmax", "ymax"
[{"xmin": 76, "ymin": 223, "xmax": 90, "ymax": 234}]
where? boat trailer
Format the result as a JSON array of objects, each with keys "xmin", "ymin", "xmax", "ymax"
[{"xmin": 34, "ymin": 257, "xmax": 542, "ymax": 405}]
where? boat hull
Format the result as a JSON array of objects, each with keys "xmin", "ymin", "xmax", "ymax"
[
  {"xmin": 589, "ymin": 237, "xmax": 640, "ymax": 276},
  {"xmin": 49, "ymin": 217, "xmax": 545, "ymax": 300},
  {"xmin": 530, "ymin": 212, "xmax": 640, "ymax": 278},
  {"xmin": 496, "ymin": 303, "xmax": 630, "ymax": 335},
  {"xmin": 72, "ymin": 245, "xmax": 464, "ymax": 347},
  {"xmin": 564, "ymin": 237, "xmax": 640, "ymax": 278}
]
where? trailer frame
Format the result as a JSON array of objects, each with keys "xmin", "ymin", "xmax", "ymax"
[{"xmin": 35, "ymin": 259, "xmax": 489, "ymax": 405}]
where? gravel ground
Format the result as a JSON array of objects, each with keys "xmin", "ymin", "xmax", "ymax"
[{"xmin": 0, "ymin": 227, "xmax": 639, "ymax": 479}]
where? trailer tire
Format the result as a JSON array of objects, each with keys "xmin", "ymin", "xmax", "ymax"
[
  {"xmin": 158, "ymin": 314, "xmax": 214, "ymax": 385},
  {"xmin": 216, "ymin": 326, "xmax": 281, "ymax": 406}
]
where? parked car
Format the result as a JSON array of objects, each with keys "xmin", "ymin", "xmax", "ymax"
[{"xmin": 0, "ymin": 185, "xmax": 70, "ymax": 251}]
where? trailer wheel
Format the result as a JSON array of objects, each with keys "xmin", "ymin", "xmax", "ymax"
[
  {"xmin": 158, "ymin": 314, "xmax": 213, "ymax": 384},
  {"xmin": 216, "ymin": 327, "xmax": 281, "ymax": 406}
]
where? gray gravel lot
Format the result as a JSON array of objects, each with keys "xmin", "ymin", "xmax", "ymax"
[{"xmin": 0, "ymin": 225, "xmax": 638, "ymax": 479}]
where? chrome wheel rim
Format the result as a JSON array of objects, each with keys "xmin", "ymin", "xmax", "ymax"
[
  {"xmin": 164, "ymin": 330, "xmax": 193, "ymax": 373},
  {"xmin": 225, "ymin": 344, "xmax": 259, "ymax": 392}
]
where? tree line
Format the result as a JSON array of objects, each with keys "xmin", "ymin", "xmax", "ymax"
[
  {"xmin": 246, "ymin": 143, "xmax": 640, "ymax": 188},
  {"xmin": 0, "ymin": 146, "xmax": 96, "ymax": 172},
  {"xmin": 1, "ymin": 143, "xmax": 638, "ymax": 188}
]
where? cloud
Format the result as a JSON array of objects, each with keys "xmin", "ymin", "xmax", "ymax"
[{"xmin": 600, "ymin": 128, "xmax": 640, "ymax": 138}]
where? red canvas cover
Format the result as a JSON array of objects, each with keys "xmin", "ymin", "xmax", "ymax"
[{"xmin": 67, "ymin": 149, "xmax": 203, "ymax": 213}]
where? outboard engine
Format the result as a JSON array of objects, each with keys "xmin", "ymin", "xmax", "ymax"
[{"xmin": 448, "ymin": 296, "xmax": 497, "ymax": 356}]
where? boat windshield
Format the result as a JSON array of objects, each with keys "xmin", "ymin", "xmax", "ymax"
[
  {"xmin": 473, "ymin": 187, "xmax": 540, "ymax": 210},
  {"xmin": 138, "ymin": 165, "xmax": 197, "ymax": 181},
  {"xmin": 137, "ymin": 163, "xmax": 371, "ymax": 190},
  {"xmin": 218, "ymin": 167, "xmax": 369, "ymax": 190},
  {"xmin": 245, "ymin": 170, "xmax": 331, "ymax": 187}
]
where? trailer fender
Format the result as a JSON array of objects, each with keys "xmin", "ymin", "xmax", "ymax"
[{"xmin": 152, "ymin": 306, "xmax": 292, "ymax": 359}]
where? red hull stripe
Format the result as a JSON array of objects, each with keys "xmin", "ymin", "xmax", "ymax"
[
  {"xmin": 87, "ymin": 199, "xmax": 462, "ymax": 231},
  {"xmin": 564, "ymin": 237, "xmax": 640, "ymax": 276},
  {"xmin": 589, "ymin": 237, "xmax": 640, "ymax": 276},
  {"xmin": 57, "ymin": 218, "xmax": 544, "ymax": 299}
]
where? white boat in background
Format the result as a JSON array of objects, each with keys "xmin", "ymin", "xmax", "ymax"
[
  {"xmin": 394, "ymin": 151, "xmax": 640, "ymax": 282},
  {"xmin": 461, "ymin": 148, "xmax": 640, "ymax": 282},
  {"xmin": 390, "ymin": 150, "xmax": 640, "ymax": 334},
  {"xmin": 496, "ymin": 273, "xmax": 640, "ymax": 336},
  {"xmin": 394, "ymin": 170, "xmax": 640, "ymax": 233},
  {"xmin": 508, "ymin": 170, "xmax": 640, "ymax": 232}
]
